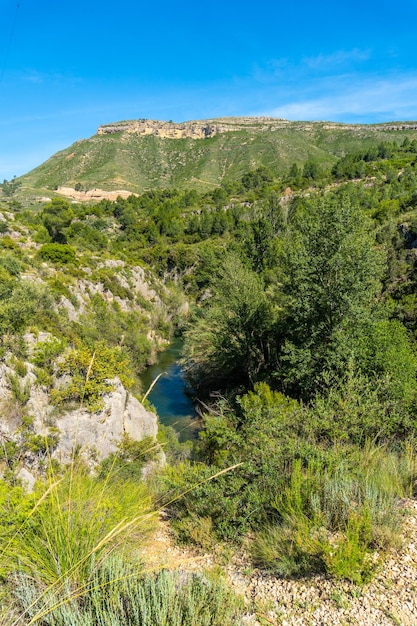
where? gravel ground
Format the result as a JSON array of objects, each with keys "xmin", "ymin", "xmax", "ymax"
[
  {"xmin": 147, "ymin": 501, "xmax": 417, "ymax": 625},
  {"xmin": 227, "ymin": 500, "xmax": 417, "ymax": 625}
]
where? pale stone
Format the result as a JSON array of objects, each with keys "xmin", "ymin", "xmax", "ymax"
[
  {"xmin": 17, "ymin": 467, "xmax": 36, "ymax": 492},
  {"xmin": 96, "ymin": 117, "xmax": 289, "ymax": 140},
  {"xmin": 0, "ymin": 364, "xmax": 159, "ymax": 473},
  {"xmin": 59, "ymin": 295, "xmax": 78, "ymax": 321},
  {"xmin": 53, "ymin": 378, "xmax": 158, "ymax": 464}
]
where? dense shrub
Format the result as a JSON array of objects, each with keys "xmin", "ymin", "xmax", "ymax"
[
  {"xmin": 39, "ymin": 243, "xmax": 76, "ymax": 264},
  {"xmin": 51, "ymin": 342, "xmax": 133, "ymax": 412}
]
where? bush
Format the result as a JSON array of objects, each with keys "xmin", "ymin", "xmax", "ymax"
[
  {"xmin": 7, "ymin": 373, "xmax": 30, "ymax": 405},
  {"xmin": 251, "ymin": 445, "xmax": 413, "ymax": 582},
  {"xmin": 164, "ymin": 385, "xmax": 312, "ymax": 542},
  {"xmin": 0, "ymin": 482, "xmax": 37, "ymax": 579},
  {"xmin": 98, "ymin": 434, "xmax": 160, "ymax": 481},
  {"xmin": 32, "ymin": 337, "xmax": 67, "ymax": 373},
  {"xmin": 39, "ymin": 243, "xmax": 76, "ymax": 265},
  {"xmin": 13, "ymin": 560, "xmax": 244, "ymax": 626},
  {"xmin": 51, "ymin": 342, "xmax": 133, "ymax": 412},
  {"xmin": 0, "ymin": 280, "xmax": 53, "ymax": 335},
  {"xmin": 0, "ymin": 254, "xmax": 23, "ymax": 276}
]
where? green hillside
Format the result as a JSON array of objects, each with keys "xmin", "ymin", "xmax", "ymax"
[
  {"xmin": 16, "ymin": 118, "xmax": 417, "ymax": 196},
  {"xmin": 2, "ymin": 127, "xmax": 417, "ymax": 622}
]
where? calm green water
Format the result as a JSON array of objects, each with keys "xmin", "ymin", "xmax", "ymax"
[{"xmin": 140, "ymin": 337, "xmax": 198, "ymax": 441}]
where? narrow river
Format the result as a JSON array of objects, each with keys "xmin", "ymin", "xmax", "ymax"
[{"xmin": 140, "ymin": 337, "xmax": 198, "ymax": 441}]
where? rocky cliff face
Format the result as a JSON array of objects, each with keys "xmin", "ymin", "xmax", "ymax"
[
  {"xmin": 20, "ymin": 116, "xmax": 417, "ymax": 197},
  {"xmin": 96, "ymin": 117, "xmax": 417, "ymax": 140},
  {"xmin": 0, "ymin": 359, "xmax": 160, "ymax": 481},
  {"xmin": 51, "ymin": 378, "xmax": 158, "ymax": 464},
  {"xmin": 96, "ymin": 117, "xmax": 289, "ymax": 139},
  {"xmin": 0, "ymin": 257, "xmax": 172, "ymax": 485}
]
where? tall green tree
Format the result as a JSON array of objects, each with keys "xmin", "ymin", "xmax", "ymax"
[
  {"xmin": 42, "ymin": 199, "xmax": 74, "ymax": 244},
  {"xmin": 276, "ymin": 192, "xmax": 386, "ymax": 398},
  {"xmin": 183, "ymin": 254, "xmax": 274, "ymax": 391},
  {"xmin": 1, "ymin": 177, "xmax": 21, "ymax": 197},
  {"xmin": 302, "ymin": 158, "xmax": 320, "ymax": 180}
]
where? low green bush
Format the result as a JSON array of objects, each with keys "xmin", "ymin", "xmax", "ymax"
[
  {"xmin": 74, "ymin": 295, "xmax": 154, "ymax": 377},
  {"xmin": 251, "ymin": 446, "xmax": 413, "ymax": 583},
  {"xmin": 0, "ymin": 482, "xmax": 37, "ymax": 580},
  {"xmin": 98, "ymin": 434, "xmax": 160, "ymax": 481},
  {"xmin": 12, "ymin": 559, "xmax": 244, "ymax": 626},
  {"xmin": 51, "ymin": 342, "xmax": 133, "ymax": 412},
  {"xmin": 32, "ymin": 337, "xmax": 67, "ymax": 373},
  {"xmin": 7, "ymin": 373, "xmax": 30, "ymax": 405},
  {"xmin": 0, "ymin": 254, "xmax": 23, "ymax": 276},
  {"xmin": 39, "ymin": 243, "xmax": 76, "ymax": 265}
]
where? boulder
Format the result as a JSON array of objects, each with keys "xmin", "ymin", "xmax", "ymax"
[{"xmin": 53, "ymin": 377, "xmax": 158, "ymax": 465}]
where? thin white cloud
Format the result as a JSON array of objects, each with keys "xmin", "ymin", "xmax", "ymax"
[
  {"xmin": 302, "ymin": 48, "xmax": 371, "ymax": 70},
  {"xmin": 21, "ymin": 70, "xmax": 45, "ymax": 84},
  {"xmin": 19, "ymin": 69, "xmax": 84, "ymax": 86},
  {"xmin": 252, "ymin": 48, "xmax": 371, "ymax": 84},
  {"xmin": 264, "ymin": 76, "xmax": 417, "ymax": 122}
]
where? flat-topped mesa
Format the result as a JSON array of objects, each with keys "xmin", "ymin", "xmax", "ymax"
[
  {"xmin": 96, "ymin": 117, "xmax": 290, "ymax": 139},
  {"xmin": 95, "ymin": 118, "xmax": 417, "ymax": 140}
]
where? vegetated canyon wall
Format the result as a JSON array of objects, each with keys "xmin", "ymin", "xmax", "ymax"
[
  {"xmin": 0, "ymin": 358, "xmax": 159, "ymax": 489},
  {"xmin": 0, "ymin": 257, "xmax": 174, "ymax": 487}
]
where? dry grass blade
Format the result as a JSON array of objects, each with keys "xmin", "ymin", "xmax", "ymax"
[
  {"xmin": 79, "ymin": 350, "xmax": 96, "ymax": 410},
  {"xmin": 7, "ymin": 461, "xmax": 244, "ymax": 626},
  {"xmin": 141, "ymin": 371, "xmax": 165, "ymax": 403}
]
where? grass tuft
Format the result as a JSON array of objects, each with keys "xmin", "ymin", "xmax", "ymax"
[{"xmin": 251, "ymin": 444, "xmax": 414, "ymax": 582}]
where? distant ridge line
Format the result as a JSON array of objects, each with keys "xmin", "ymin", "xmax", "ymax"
[
  {"xmin": 18, "ymin": 116, "xmax": 417, "ymax": 197},
  {"xmin": 96, "ymin": 117, "xmax": 417, "ymax": 140},
  {"xmin": 97, "ymin": 117, "xmax": 290, "ymax": 139}
]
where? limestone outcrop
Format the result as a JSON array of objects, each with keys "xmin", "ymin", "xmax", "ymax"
[
  {"xmin": 97, "ymin": 117, "xmax": 289, "ymax": 139},
  {"xmin": 53, "ymin": 378, "xmax": 158, "ymax": 464},
  {"xmin": 0, "ymin": 360, "xmax": 160, "ymax": 477},
  {"xmin": 96, "ymin": 117, "xmax": 417, "ymax": 141}
]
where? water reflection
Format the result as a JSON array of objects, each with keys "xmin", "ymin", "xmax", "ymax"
[{"xmin": 140, "ymin": 337, "xmax": 198, "ymax": 442}]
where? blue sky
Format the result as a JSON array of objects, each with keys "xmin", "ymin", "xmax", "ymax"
[{"xmin": 1, "ymin": 0, "xmax": 417, "ymax": 179}]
